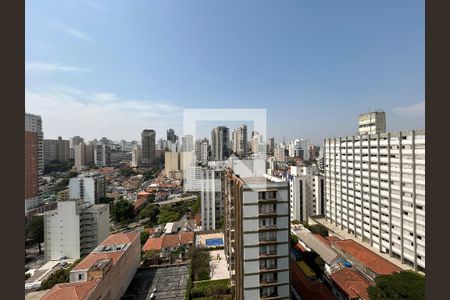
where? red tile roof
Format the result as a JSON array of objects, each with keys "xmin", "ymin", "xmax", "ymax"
[
  {"xmin": 333, "ymin": 240, "xmax": 402, "ymax": 275},
  {"xmin": 315, "ymin": 234, "xmax": 332, "ymax": 247},
  {"xmin": 162, "ymin": 234, "xmax": 180, "ymax": 248},
  {"xmin": 100, "ymin": 231, "xmax": 139, "ymax": 246},
  {"xmin": 179, "ymin": 232, "xmax": 195, "ymax": 245},
  {"xmin": 330, "ymin": 268, "xmax": 372, "ymax": 300},
  {"xmin": 142, "ymin": 237, "xmax": 163, "ymax": 252},
  {"xmin": 72, "ymin": 252, "xmax": 124, "ymax": 271},
  {"xmin": 41, "ymin": 280, "xmax": 99, "ymax": 300}
]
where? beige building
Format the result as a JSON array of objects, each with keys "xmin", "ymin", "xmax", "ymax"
[{"xmin": 358, "ymin": 111, "xmax": 386, "ymax": 135}]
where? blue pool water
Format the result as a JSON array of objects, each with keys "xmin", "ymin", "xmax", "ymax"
[{"xmin": 205, "ymin": 238, "xmax": 224, "ymax": 247}]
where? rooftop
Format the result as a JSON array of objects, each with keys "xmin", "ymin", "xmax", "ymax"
[
  {"xmin": 293, "ymin": 229, "xmax": 339, "ymax": 265},
  {"xmin": 142, "ymin": 237, "xmax": 163, "ymax": 251},
  {"xmin": 330, "ymin": 268, "xmax": 372, "ymax": 300},
  {"xmin": 332, "ymin": 239, "xmax": 402, "ymax": 275},
  {"xmin": 41, "ymin": 281, "xmax": 99, "ymax": 300}
]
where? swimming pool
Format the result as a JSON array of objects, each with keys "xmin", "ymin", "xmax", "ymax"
[{"xmin": 205, "ymin": 238, "xmax": 224, "ymax": 247}]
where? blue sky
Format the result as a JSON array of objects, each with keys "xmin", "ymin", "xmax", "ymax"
[{"xmin": 25, "ymin": 0, "xmax": 424, "ymax": 144}]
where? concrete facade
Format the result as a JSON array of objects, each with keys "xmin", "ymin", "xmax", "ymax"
[
  {"xmin": 224, "ymin": 168, "xmax": 290, "ymax": 299},
  {"xmin": 324, "ymin": 129, "xmax": 425, "ymax": 271}
]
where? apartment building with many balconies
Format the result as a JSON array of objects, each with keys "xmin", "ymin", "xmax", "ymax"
[
  {"xmin": 324, "ymin": 125, "xmax": 425, "ymax": 272},
  {"xmin": 44, "ymin": 199, "xmax": 110, "ymax": 262},
  {"xmin": 224, "ymin": 167, "xmax": 290, "ymax": 299}
]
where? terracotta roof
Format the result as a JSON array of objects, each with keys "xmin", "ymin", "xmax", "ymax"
[
  {"xmin": 72, "ymin": 251, "xmax": 124, "ymax": 271},
  {"xmin": 330, "ymin": 268, "xmax": 372, "ymax": 300},
  {"xmin": 41, "ymin": 280, "xmax": 99, "ymax": 300},
  {"xmin": 315, "ymin": 234, "xmax": 332, "ymax": 246},
  {"xmin": 179, "ymin": 232, "xmax": 195, "ymax": 245},
  {"xmin": 333, "ymin": 240, "xmax": 401, "ymax": 275},
  {"xmin": 142, "ymin": 237, "xmax": 163, "ymax": 252},
  {"xmin": 326, "ymin": 235, "xmax": 341, "ymax": 243},
  {"xmin": 162, "ymin": 234, "xmax": 180, "ymax": 248},
  {"xmin": 100, "ymin": 231, "xmax": 139, "ymax": 246}
]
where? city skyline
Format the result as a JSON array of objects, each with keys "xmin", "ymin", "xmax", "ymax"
[{"xmin": 26, "ymin": 0, "xmax": 424, "ymax": 144}]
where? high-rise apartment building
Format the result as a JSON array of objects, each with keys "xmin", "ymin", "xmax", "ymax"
[
  {"xmin": 25, "ymin": 113, "xmax": 44, "ymax": 211},
  {"xmin": 324, "ymin": 115, "xmax": 425, "ymax": 271},
  {"xmin": 44, "ymin": 137, "xmax": 70, "ymax": 164},
  {"xmin": 224, "ymin": 168, "xmax": 290, "ymax": 299},
  {"xmin": 274, "ymin": 144, "xmax": 287, "ymax": 163},
  {"xmin": 195, "ymin": 138, "xmax": 209, "ymax": 165},
  {"xmin": 43, "ymin": 199, "xmax": 110, "ymax": 261},
  {"xmin": 267, "ymin": 137, "xmax": 275, "ymax": 156},
  {"xmin": 287, "ymin": 165, "xmax": 324, "ymax": 222},
  {"xmin": 211, "ymin": 126, "xmax": 230, "ymax": 161},
  {"xmin": 200, "ymin": 165, "xmax": 225, "ymax": 230},
  {"xmin": 182, "ymin": 135, "xmax": 194, "ymax": 152},
  {"xmin": 94, "ymin": 144, "xmax": 111, "ymax": 167},
  {"xmin": 131, "ymin": 144, "xmax": 142, "ymax": 167},
  {"xmin": 167, "ymin": 128, "xmax": 178, "ymax": 143},
  {"xmin": 358, "ymin": 111, "xmax": 386, "ymax": 135},
  {"xmin": 141, "ymin": 129, "xmax": 156, "ymax": 166},
  {"xmin": 69, "ymin": 136, "xmax": 84, "ymax": 159},
  {"xmin": 232, "ymin": 124, "xmax": 248, "ymax": 157},
  {"xmin": 69, "ymin": 173, "xmax": 107, "ymax": 205}
]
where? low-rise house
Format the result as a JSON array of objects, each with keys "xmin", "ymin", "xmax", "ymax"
[
  {"xmin": 330, "ymin": 268, "xmax": 372, "ymax": 300},
  {"xmin": 331, "ymin": 239, "xmax": 402, "ymax": 281},
  {"xmin": 42, "ymin": 231, "xmax": 140, "ymax": 300}
]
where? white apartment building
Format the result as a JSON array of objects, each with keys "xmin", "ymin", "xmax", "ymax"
[
  {"xmin": 44, "ymin": 199, "xmax": 110, "ymax": 262},
  {"xmin": 69, "ymin": 174, "xmax": 107, "ymax": 205},
  {"xmin": 200, "ymin": 165, "xmax": 225, "ymax": 230},
  {"xmin": 224, "ymin": 167, "xmax": 290, "ymax": 299},
  {"xmin": 131, "ymin": 144, "xmax": 142, "ymax": 167},
  {"xmin": 324, "ymin": 127, "xmax": 425, "ymax": 272},
  {"xmin": 288, "ymin": 164, "xmax": 324, "ymax": 222},
  {"xmin": 94, "ymin": 144, "xmax": 111, "ymax": 167}
]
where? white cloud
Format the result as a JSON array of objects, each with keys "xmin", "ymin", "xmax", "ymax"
[
  {"xmin": 54, "ymin": 23, "xmax": 92, "ymax": 41},
  {"xmin": 392, "ymin": 101, "xmax": 425, "ymax": 117},
  {"xmin": 25, "ymin": 87, "xmax": 182, "ymax": 141},
  {"xmin": 26, "ymin": 62, "xmax": 92, "ymax": 73}
]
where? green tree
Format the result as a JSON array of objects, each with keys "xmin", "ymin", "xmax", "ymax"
[
  {"xmin": 292, "ymin": 219, "xmax": 301, "ymax": 225},
  {"xmin": 39, "ymin": 268, "xmax": 70, "ymax": 290},
  {"xmin": 368, "ymin": 271, "xmax": 425, "ymax": 300},
  {"xmin": 25, "ymin": 216, "xmax": 44, "ymax": 254},
  {"xmin": 139, "ymin": 204, "xmax": 160, "ymax": 225},
  {"xmin": 111, "ymin": 199, "xmax": 135, "ymax": 225},
  {"xmin": 140, "ymin": 231, "xmax": 150, "ymax": 246},
  {"xmin": 191, "ymin": 196, "xmax": 201, "ymax": 214},
  {"xmin": 157, "ymin": 209, "xmax": 181, "ymax": 224}
]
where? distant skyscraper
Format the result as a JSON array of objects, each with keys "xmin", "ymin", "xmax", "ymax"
[
  {"xmin": 25, "ymin": 113, "xmax": 44, "ymax": 211},
  {"xmin": 182, "ymin": 135, "xmax": 194, "ymax": 152},
  {"xmin": 141, "ymin": 129, "xmax": 156, "ymax": 166},
  {"xmin": 44, "ymin": 136, "xmax": 70, "ymax": 164},
  {"xmin": 94, "ymin": 144, "xmax": 111, "ymax": 167},
  {"xmin": 267, "ymin": 137, "xmax": 275, "ymax": 155},
  {"xmin": 232, "ymin": 124, "xmax": 248, "ymax": 157},
  {"xmin": 167, "ymin": 128, "xmax": 178, "ymax": 143},
  {"xmin": 131, "ymin": 144, "xmax": 142, "ymax": 167},
  {"xmin": 69, "ymin": 136, "xmax": 84, "ymax": 159},
  {"xmin": 211, "ymin": 126, "xmax": 229, "ymax": 161},
  {"xmin": 195, "ymin": 138, "xmax": 209, "ymax": 165}
]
